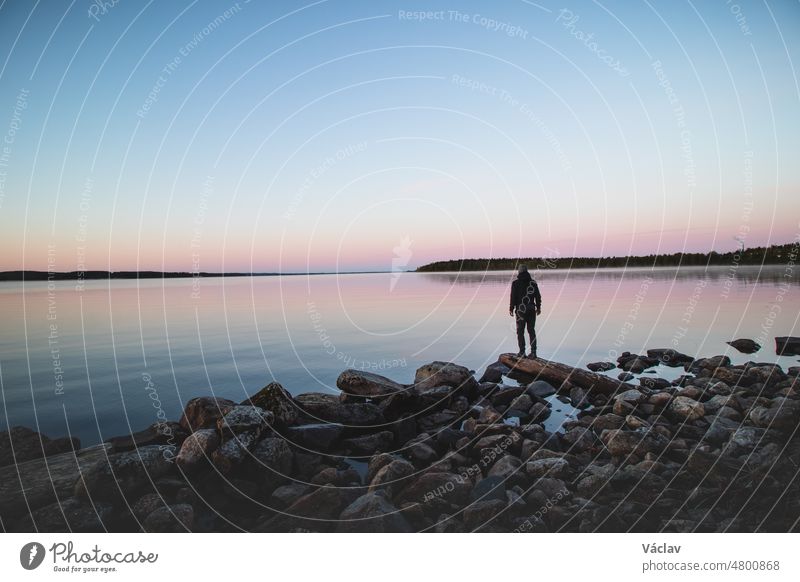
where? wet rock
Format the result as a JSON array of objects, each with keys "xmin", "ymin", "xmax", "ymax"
[
  {"xmin": 295, "ymin": 393, "xmax": 384, "ymax": 426},
  {"xmin": 618, "ymin": 372, "xmax": 635, "ymax": 381},
  {"xmin": 175, "ymin": 429, "xmax": 219, "ymax": 472},
  {"xmin": 639, "ymin": 377, "xmax": 671, "ymax": 390},
  {"xmin": 618, "ymin": 353, "xmax": 658, "ymax": 373},
  {"xmin": 336, "ymin": 369, "xmax": 407, "ymax": 399},
  {"xmin": 341, "ymin": 431, "xmax": 394, "ymax": 456},
  {"xmin": 669, "ymin": 396, "xmax": 705, "ymax": 421},
  {"xmin": 337, "ymin": 492, "xmax": 412, "ymax": 532},
  {"xmin": 242, "ymin": 382, "xmax": 298, "ymax": 427},
  {"xmin": 690, "ymin": 355, "xmax": 731, "ymax": 371},
  {"xmin": 74, "ymin": 445, "xmax": 174, "ymax": 503},
  {"xmin": 285, "ymin": 423, "xmax": 344, "ymax": 451},
  {"xmin": 407, "ymin": 441, "xmax": 439, "ymax": 467},
  {"xmin": 0, "ymin": 426, "xmax": 80, "ymax": 468},
  {"xmin": 418, "ymin": 410, "xmax": 459, "ymax": 432},
  {"xmin": 480, "ymin": 361, "xmax": 510, "ymax": 383},
  {"xmin": 587, "ymin": 361, "xmax": 615, "ymax": 372},
  {"xmin": 179, "ymin": 396, "xmax": 237, "ymax": 431},
  {"xmin": 526, "ymin": 380, "xmax": 556, "ymax": 398},
  {"xmin": 569, "ymin": 385, "xmax": 590, "ymax": 409},
  {"xmin": 143, "ymin": 503, "xmax": 194, "ymax": 532}
]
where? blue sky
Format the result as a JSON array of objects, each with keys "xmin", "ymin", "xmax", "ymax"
[{"xmin": 0, "ymin": 0, "xmax": 798, "ymax": 271}]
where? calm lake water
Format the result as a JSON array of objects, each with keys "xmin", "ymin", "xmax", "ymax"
[{"xmin": 1, "ymin": 265, "xmax": 798, "ymax": 446}]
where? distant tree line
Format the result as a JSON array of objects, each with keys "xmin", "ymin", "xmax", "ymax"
[{"xmin": 415, "ymin": 242, "xmax": 799, "ymax": 272}]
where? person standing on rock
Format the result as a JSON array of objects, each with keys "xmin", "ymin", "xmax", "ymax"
[{"xmin": 509, "ymin": 265, "xmax": 541, "ymax": 357}]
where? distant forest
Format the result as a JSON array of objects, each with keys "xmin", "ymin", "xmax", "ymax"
[{"xmin": 415, "ymin": 242, "xmax": 799, "ymax": 272}]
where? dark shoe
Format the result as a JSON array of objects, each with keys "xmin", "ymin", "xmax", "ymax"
[
  {"xmin": 517, "ymin": 350, "xmax": 525, "ymax": 357},
  {"xmin": 528, "ymin": 352, "xmax": 537, "ymax": 359}
]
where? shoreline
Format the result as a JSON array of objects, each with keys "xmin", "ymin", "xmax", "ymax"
[{"xmin": 2, "ymin": 341, "xmax": 799, "ymax": 533}]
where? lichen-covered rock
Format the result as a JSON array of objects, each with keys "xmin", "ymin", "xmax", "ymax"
[
  {"xmin": 368, "ymin": 458, "xmax": 415, "ymax": 498},
  {"xmin": 74, "ymin": 445, "xmax": 174, "ymax": 503},
  {"xmin": 600, "ymin": 429, "xmax": 668, "ymax": 457},
  {"xmin": 242, "ymin": 382, "xmax": 298, "ymax": 427},
  {"xmin": 295, "ymin": 393, "xmax": 384, "ymax": 425},
  {"xmin": 217, "ymin": 405, "xmax": 274, "ymax": 438},
  {"xmin": 249, "ymin": 437, "xmax": 293, "ymax": 490},
  {"xmin": 414, "ymin": 361, "xmax": 475, "ymax": 391},
  {"xmin": 175, "ymin": 429, "xmax": 219, "ymax": 472}
]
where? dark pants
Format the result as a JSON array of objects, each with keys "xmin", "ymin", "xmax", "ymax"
[{"xmin": 516, "ymin": 311, "xmax": 537, "ymax": 354}]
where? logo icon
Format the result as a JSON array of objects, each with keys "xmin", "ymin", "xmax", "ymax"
[{"xmin": 20, "ymin": 542, "xmax": 45, "ymax": 570}]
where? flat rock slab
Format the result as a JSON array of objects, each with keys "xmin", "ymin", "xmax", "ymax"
[{"xmin": 0, "ymin": 444, "xmax": 110, "ymax": 522}]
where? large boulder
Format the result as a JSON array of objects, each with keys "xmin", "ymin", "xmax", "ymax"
[
  {"xmin": 106, "ymin": 422, "xmax": 186, "ymax": 455},
  {"xmin": 295, "ymin": 393, "xmax": 384, "ymax": 425},
  {"xmin": 479, "ymin": 361, "xmax": 510, "ymax": 383},
  {"xmin": 175, "ymin": 428, "xmax": 219, "ymax": 472},
  {"xmin": 242, "ymin": 382, "xmax": 298, "ymax": 427},
  {"xmin": 337, "ymin": 492, "xmax": 412, "ymax": 532},
  {"xmin": 414, "ymin": 361, "xmax": 476, "ymax": 392},
  {"xmin": 74, "ymin": 445, "xmax": 174, "ymax": 503},
  {"xmin": 179, "ymin": 397, "xmax": 236, "ymax": 431},
  {"xmin": 336, "ymin": 369, "xmax": 407, "ymax": 399}
]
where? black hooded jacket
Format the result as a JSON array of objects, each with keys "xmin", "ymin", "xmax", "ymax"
[{"xmin": 510, "ymin": 271, "xmax": 541, "ymax": 316}]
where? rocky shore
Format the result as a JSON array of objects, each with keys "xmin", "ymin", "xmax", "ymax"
[{"xmin": 2, "ymin": 342, "xmax": 800, "ymax": 533}]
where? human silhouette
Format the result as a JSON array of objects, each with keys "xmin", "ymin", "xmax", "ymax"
[{"xmin": 509, "ymin": 265, "xmax": 541, "ymax": 357}]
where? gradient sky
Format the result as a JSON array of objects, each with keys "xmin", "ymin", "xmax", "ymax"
[{"xmin": 0, "ymin": 0, "xmax": 798, "ymax": 272}]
